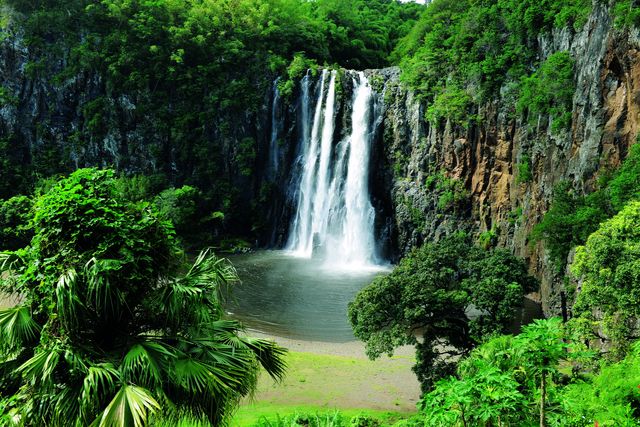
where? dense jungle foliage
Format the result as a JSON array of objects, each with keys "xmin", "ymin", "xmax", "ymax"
[
  {"xmin": 1, "ymin": 0, "xmax": 640, "ymax": 426},
  {"xmin": 0, "ymin": 169, "xmax": 287, "ymax": 426}
]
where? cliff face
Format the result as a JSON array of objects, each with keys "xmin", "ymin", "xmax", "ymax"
[
  {"xmin": 373, "ymin": 3, "xmax": 640, "ymax": 314},
  {"xmin": 0, "ymin": 12, "xmax": 271, "ymax": 235},
  {"xmin": 1, "ymin": 3, "xmax": 639, "ymax": 314}
]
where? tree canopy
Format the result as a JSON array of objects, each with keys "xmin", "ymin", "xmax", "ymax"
[
  {"xmin": 571, "ymin": 200, "xmax": 640, "ymax": 358},
  {"xmin": 0, "ymin": 168, "xmax": 286, "ymax": 426},
  {"xmin": 348, "ymin": 234, "xmax": 536, "ymax": 391}
]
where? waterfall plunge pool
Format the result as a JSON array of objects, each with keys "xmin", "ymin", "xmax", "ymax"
[
  {"xmin": 224, "ymin": 250, "xmax": 542, "ymax": 343},
  {"xmin": 225, "ymin": 250, "xmax": 389, "ymax": 343}
]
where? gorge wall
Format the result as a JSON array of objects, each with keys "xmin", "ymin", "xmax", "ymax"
[
  {"xmin": 370, "ymin": 2, "xmax": 640, "ymax": 314},
  {"xmin": 1, "ymin": 2, "xmax": 640, "ymax": 315}
]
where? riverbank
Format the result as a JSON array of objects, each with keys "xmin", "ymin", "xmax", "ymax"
[{"xmin": 233, "ymin": 330, "xmax": 421, "ymax": 426}]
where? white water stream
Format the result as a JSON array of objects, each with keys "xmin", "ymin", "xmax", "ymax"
[{"xmin": 286, "ymin": 71, "xmax": 380, "ymax": 268}]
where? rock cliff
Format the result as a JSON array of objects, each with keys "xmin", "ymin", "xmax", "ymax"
[{"xmin": 368, "ymin": 2, "xmax": 640, "ymax": 314}]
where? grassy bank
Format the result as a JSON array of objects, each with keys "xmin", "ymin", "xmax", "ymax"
[{"xmin": 232, "ymin": 351, "xmax": 420, "ymax": 426}]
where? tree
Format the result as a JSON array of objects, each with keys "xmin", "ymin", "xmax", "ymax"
[
  {"xmin": 516, "ymin": 318, "xmax": 567, "ymax": 427},
  {"xmin": 348, "ymin": 234, "xmax": 536, "ymax": 391},
  {"xmin": 571, "ymin": 200, "xmax": 640, "ymax": 359},
  {"xmin": 0, "ymin": 168, "xmax": 286, "ymax": 426}
]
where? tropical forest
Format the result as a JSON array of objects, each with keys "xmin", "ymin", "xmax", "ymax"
[{"xmin": 1, "ymin": 0, "xmax": 640, "ymax": 425}]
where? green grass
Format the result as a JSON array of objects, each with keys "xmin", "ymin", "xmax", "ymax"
[
  {"xmin": 233, "ymin": 406, "xmax": 406, "ymax": 427},
  {"xmin": 231, "ymin": 351, "xmax": 419, "ymax": 427}
]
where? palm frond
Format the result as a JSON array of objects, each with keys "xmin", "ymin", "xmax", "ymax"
[
  {"xmin": 0, "ymin": 252, "xmax": 26, "ymax": 295},
  {"xmin": 96, "ymin": 384, "xmax": 160, "ymax": 427},
  {"xmin": 121, "ymin": 341, "xmax": 175, "ymax": 387},
  {"xmin": 181, "ymin": 249, "xmax": 239, "ymax": 299},
  {"xmin": 56, "ymin": 268, "xmax": 85, "ymax": 329},
  {"xmin": 192, "ymin": 320, "xmax": 287, "ymax": 382},
  {"xmin": 64, "ymin": 348, "xmax": 89, "ymax": 374},
  {"xmin": 0, "ymin": 305, "xmax": 40, "ymax": 347},
  {"xmin": 171, "ymin": 357, "xmax": 239, "ymax": 394},
  {"xmin": 0, "ymin": 251, "xmax": 24, "ymax": 272},
  {"xmin": 18, "ymin": 346, "xmax": 62, "ymax": 385},
  {"xmin": 161, "ymin": 251, "xmax": 238, "ymax": 329},
  {"xmin": 51, "ymin": 383, "xmax": 84, "ymax": 426},
  {"xmin": 81, "ymin": 364, "xmax": 121, "ymax": 409},
  {"xmin": 235, "ymin": 337, "xmax": 288, "ymax": 382},
  {"xmin": 191, "ymin": 319, "xmax": 247, "ymax": 343},
  {"xmin": 85, "ymin": 258, "xmax": 126, "ymax": 317}
]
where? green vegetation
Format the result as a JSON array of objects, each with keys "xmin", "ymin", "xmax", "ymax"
[
  {"xmin": 425, "ymin": 172, "xmax": 469, "ymax": 214},
  {"xmin": 0, "ymin": 169, "xmax": 286, "ymax": 426},
  {"xmin": 533, "ymin": 143, "xmax": 640, "ymax": 270},
  {"xmin": 0, "ymin": 195, "xmax": 32, "ymax": 251},
  {"xmin": 571, "ymin": 201, "xmax": 640, "ymax": 359},
  {"xmin": 419, "ymin": 318, "xmax": 640, "ymax": 426},
  {"xmin": 515, "ymin": 154, "xmax": 533, "ymax": 184},
  {"xmin": 557, "ymin": 340, "xmax": 640, "ymax": 425},
  {"xmin": 245, "ymin": 412, "xmax": 390, "ymax": 427},
  {"xmin": 0, "ymin": 173, "xmax": 222, "ymax": 252},
  {"xmin": 517, "ymin": 51, "xmax": 575, "ymax": 132},
  {"xmin": 478, "ymin": 228, "xmax": 497, "ymax": 250},
  {"xmin": 421, "ymin": 318, "xmax": 569, "ymax": 426},
  {"xmin": 397, "ymin": 0, "xmax": 589, "ymax": 126},
  {"xmin": 613, "ymin": 0, "xmax": 640, "ymax": 27},
  {"xmin": 348, "ymin": 234, "xmax": 536, "ymax": 391}
]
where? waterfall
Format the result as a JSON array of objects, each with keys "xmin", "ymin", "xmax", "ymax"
[
  {"xmin": 286, "ymin": 70, "xmax": 380, "ymax": 267},
  {"xmin": 267, "ymin": 80, "xmax": 281, "ymax": 181}
]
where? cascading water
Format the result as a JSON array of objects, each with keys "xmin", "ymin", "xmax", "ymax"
[
  {"xmin": 227, "ymin": 71, "xmax": 388, "ymax": 342},
  {"xmin": 286, "ymin": 70, "xmax": 380, "ymax": 268},
  {"xmin": 333, "ymin": 72, "xmax": 377, "ymax": 266},
  {"xmin": 267, "ymin": 79, "xmax": 281, "ymax": 181}
]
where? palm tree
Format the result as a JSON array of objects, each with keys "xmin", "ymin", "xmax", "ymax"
[{"xmin": 0, "ymin": 169, "xmax": 286, "ymax": 426}]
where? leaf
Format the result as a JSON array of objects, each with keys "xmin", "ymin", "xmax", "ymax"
[
  {"xmin": 121, "ymin": 341, "xmax": 175, "ymax": 387},
  {"xmin": 81, "ymin": 364, "xmax": 120, "ymax": 408},
  {"xmin": 0, "ymin": 305, "xmax": 40, "ymax": 346},
  {"xmin": 97, "ymin": 385, "xmax": 160, "ymax": 427},
  {"xmin": 234, "ymin": 337, "xmax": 288, "ymax": 382},
  {"xmin": 18, "ymin": 346, "xmax": 62, "ymax": 385},
  {"xmin": 171, "ymin": 356, "xmax": 236, "ymax": 394},
  {"xmin": 56, "ymin": 268, "xmax": 85, "ymax": 329}
]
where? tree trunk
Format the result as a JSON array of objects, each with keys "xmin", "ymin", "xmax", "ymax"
[{"xmin": 540, "ymin": 372, "xmax": 546, "ymax": 427}]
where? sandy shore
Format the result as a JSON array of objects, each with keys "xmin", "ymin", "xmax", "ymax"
[{"xmin": 246, "ymin": 329, "xmax": 416, "ymax": 359}]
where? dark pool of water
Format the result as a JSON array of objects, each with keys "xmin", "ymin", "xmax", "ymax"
[
  {"xmin": 224, "ymin": 250, "xmax": 542, "ymax": 343},
  {"xmin": 225, "ymin": 250, "xmax": 389, "ymax": 342}
]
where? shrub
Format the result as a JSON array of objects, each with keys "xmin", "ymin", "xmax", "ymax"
[
  {"xmin": 517, "ymin": 51, "xmax": 575, "ymax": 132},
  {"xmin": 0, "ymin": 196, "xmax": 33, "ymax": 251},
  {"xmin": 515, "ymin": 154, "xmax": 533, "ymax": 184}
]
